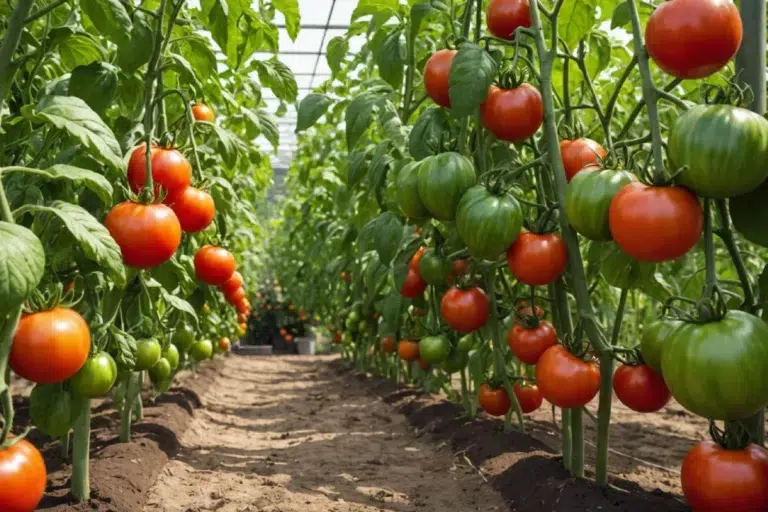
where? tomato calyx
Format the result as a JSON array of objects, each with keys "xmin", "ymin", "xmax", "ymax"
[
  {"xmin": 24, "ymin": 284, "xmax": 79, "ymax": 315},
  {"xmin": 709, "ymin": 420, "xmax": 755, "ymax": 452}
]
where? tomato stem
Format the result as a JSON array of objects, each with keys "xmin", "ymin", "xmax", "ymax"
[
  {"xmin": 570, "ymin": 407, "xmax": 584, "ymax": 477},
  {"xmin": 135, "ymin": 371, "xmax": 145, "ymax": 421},
  {"xmin": 561, "ymin": 407, "xmax": 572, "ymax": 471},
  {"xmin": 0, "ymin": 0, "xmax": 35, "ymax": 124},
  {"xmin": 713, "ymin": 200, "xmax": 756, "ymax": 313},
  {"xmin": 734, "ymin": 0, "xmax": 766, "ymax": 114},
  {"xmin": 0, "ymin": 307, "xmax": 21, "ymax": 446},
  {"xmin": 71, "ymin": 397, "xmax": 91, "ymax": 502},
  {"xmin": 61, "ymin": 430, "xmax": 70, "ymax": 460}
]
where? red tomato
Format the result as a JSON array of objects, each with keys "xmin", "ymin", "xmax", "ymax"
[
  {"xmin": 105, "ymin": 201, "xmax": 181, "ymax": 268},
  {"xmin": 560, "ymin": 138, "xmax": 607, "ymax": 182},
  {"xmin": 340, "ymin": 271, "xmax": 351, "ymax": 282},
  {"xmin": 417, "ymin": 358, "xmax": 430, "ymax": 371},
  {"xmin": 440, "ymin": 287, "xmax": 489, "ymax": 333},
  {"xmin": 194, "ymin": 245, "xmax": 236, "ymax": 285},
  {"xmin": 613, "ymin": 364, "xmax": 671, "ymax": 413},
  {"xmin": 481, "ymin": 84, "xmax": 543, "ymax": 142},
  {"xmin": 486, "ymin": 0, "xmax": 531, "ymax": 40},
  {"xmin": 408, "ymin": 246, "xmax": 427, "ymax": 271},
  {"xmin": 127, "ymin": 144, "xmax": 192, "ymax": 202},
  {"xmin": 380, "ymin": 337, "xmax": 396, "ymax": 354},
  {"xmin": 424, "ymin": 49, "xmax": 456, "ymax": 108},
  {"xmin": 0, "ymin": 439, "xmax": 47, "ymax": 512},
  {"xmin": 220, "ymin": 271, "xmax": 244, "ymax": 296},
  {"xmin": 535, "ymin": 345, "xmax": 600, "ymax": 408},
  {"xmin": 192, "ymin": 103, "xmax": 215, "ymax": 122},
  {"xmin": 334, "ymin": 331, "xmax": 343, "ymax": 344},
  {"xmin": 682, "ymin": 441, "xmax": 768, "ymax": 511},
  {"xmin": 645, "ymin": 0, "xmax": 742, "ymax": 79},
  {"xmin": 452, "ymin": 258, "xmax": 469, "ymax": 276},
  {"xmin": 609, "ymin": 182, "xmax": 703, "ymax": 262},
  {"xmin": 169, "ymin": 186, "xmax": 215, "ymax": 233},
  {"xmin": 507, "ymin": 232, "xmax": 567, "ymax": 286},
  {"xmin": 507, "ymin": 320, "xmax": 557, "ymax": 364},
  {"xmin": 11, "ymin": 308, "xmax": 90, "ymax": 384},
  {"xmin": 401, "ymin": 268, "xmax": 427, "ymax": 298},
  {"xmin": 218, "ymin": 337, "xmax": 231, "ymax": 351},
  {"xmin": 513, "ymin": 382, "xmax": 543, "ymax": 413},
  {"xmin": 225, "ymin": 286, "xmax": 246, "ymax": 305},
  {"xmin": 398, "ymin": 340, "xmax": 420, "ymax": 362},
  {"xmin": 478, "ymin": 384, "xmax": 511, "ymax": 416}
]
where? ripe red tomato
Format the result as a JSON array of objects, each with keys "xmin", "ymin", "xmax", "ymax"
[
  {"xmin": 682, "ymin": 441, "xmax": 768, "ymax": 511},
  {"xmin": 507, "ymin": 320, "xmax": 557, "ymax": 364},
  {"xmin": 398, "ymin": 340, "xmax": 420, "ymax": 362},
  {"xmin": 340, "ymin": 271, "xmax": 351, "ymax": 282},
  {"xmin": 440, "ymin": 287, "xmax": 489, "ymax": 333},
  {"xmin": 11, "ymin": 308, "xmax": 90, "ymax": 384},
  {"xmin": 169, "ymin": 186, "xmax": 215, "ymax": 233},
  {"xmin": 609, "ymin": 182, "xmax": 703, "ymax": 262},
  {"xmin": 224, "ymin": 286, "xmax": 246, "ymax": 305},
  {"xmin": 192, "ymin": 103, "xmax": 215, "ymax": 122},
  {"xmin": 220, "ymin": 271, "xmax": 244, "ymax": 296},
  {"xmin": 105, "ymin": 201, "xmax": 181, "ymax": 268},
  {"xmin": 645, "ymin": 0, "xmax": 742, "ymax": 79},
  {"xmin": 417, "ymin": 358, "xmax": 430, "ymax": 371},
  {"xmin": 334, "ymin": 331, "xmax": 343, "ymax": 344},
  {"xmin": 478, "ymin": 384, "xmax": 511, "ymax": 416},
  {"xmin": 535, "ymin": 345, "xmax": 600, "ymax": 408},
  {"xmin": 408, "ymin": 246, "xmax": 427, "ymax": 271},
  {"xmin": 195, "ymin": 245, "xmax": 236, "ymax": 285},
  {"xmin": 424, "ymin": 49, "xmax": 456, "ymax": 108},
  {"xmin": 613, "ymin": 364, "xmax": 671, "ymax": 413},
  {"xmin": 218, "ymin": 337, "xmax": 231, "ymax": 351},
  {"xmin": 486, "ymin": 0, "xmax": 530, "ymax": 40},
  {"xmin": 380, "ymin": 337, "xmax": 396, "ymax": 354},
  {"xmin": 127, "ymin": 144, "xmax": 192, "ymax": 202},
  {"xmin": 507, "ymin": 231, "xmax": 567, "ymax": 286},
  {"xmin": 560, "ymin": 138, "xmax": 607, "ymax": 182},
  {"xmin": 401, "ymin": 268, "xmax": 427, "ymax": 298},
  {"xmin": 0, "ymin": 438, "xmax": 47, "ymax": 512},
  {"xmin": 452, "ymin": 258, "xmax": 469, "ymax": 276},
  {"xmin": 481, "ymin": 84, "xmax": 543, "ymax": 142},
  {"xmin": 235, "ymin": 298, "xmax": 251, "ymax": 314},
  {"xmin": 513, "ymin": 382, "xmax": 543, "ymax": 413}
]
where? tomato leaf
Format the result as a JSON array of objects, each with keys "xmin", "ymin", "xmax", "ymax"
[
  {"xmin": 409, "ymin": 107, "xmax": 451, "ymax": 161},
  {"xmin": 163, "ymin": 290, "xmax": 200, "ymax": 328},
  {"xmin": 326, "ymin": 37, "xmax": 349, "ymax": 78},
  {"xmin": 558, "ymin": 0, "xmax": 598, "ymax": 49},
  {"xmin": 166, "ymin": 53, "xmax": 203, "ymax": 93},
  {"xmin": 368, "ymin": 141, "xmax": 394, "ymax": 193},
  {"xmin": 378, "ymin": 99, "xmax": 407, "ymax": 150},
  {"xmin": 0, "ymin": 222, "xmax": 45, "ymax": 311},
  {"xmin": 410, "ymin": 2, "xmax": 440, "ymax": 39},
  {"xmin": 80, "ymin": 0, "xmax": 132, "ymax": 48},
  {"xmin": 448, "ymin": 42, "xmax": 497, "ymax": 118},
  {"xmin": 358, "ymin": 212, "xmax": 404, "ymax": 265},
  {"xmin": 346, "ymin": 147, "xmax": 371, "ymax": 187},
  {"xmin": 15, "ymin": 201, "xmax": 126, "ymax": 287},
  {"xmin": 21, "ymin": 96, "xmax": 123, "ymax": 170},
  {"xmin": 68, "ymin": 61, "xmax": 119, "ymax": 116},
  {"xmin": 253, "ymin": 58, "xmax": 298, "ymax": 103},
  {"xmin": 374, "ymin": 27, "xmax": 405, "ymax": 89},
  {"xmin": 30, "ymin": 384, "xmax": 78, "ymax": 438},
  {"xmin": 109, "ymin": 327, "xmax": 137, "ymax": 370},
  {"xmin": 345, "ymin": 92, "xmax": 380, "ymax": 149},
  {"xmin": 296, "ymin": 94, "xmax": 332, "ymax": 133},
  {"xmin": 48, "ymin": 29, "xmax": 106, "ymax": 70},
  {"xmin": 116, "ymin": 11, "xmax": 153, "ymax": 73},
  {"xmin": 351, "ymin": 0, "xmax": 399, "ymax": 21},
  {"xmin": 3, "ymin": 165, "xmax": 113, "ymax": 205},
  {"xmin": 273, "ymin": 0, "xmax": 301, "ymax": 40},
  {"xmin": 173, "ymin": 34, "xmax": 218, "ymax": 79},
  {"xmin": 599, "ymin": 242, "xmax": 656, "ymax": 290},
  {"xmin": 586, "ymin": 31, "xmax": 611, "ymax": 79},
  {"xmin": 196, "ymin": 121, "xmax": 242, "ymax": 169}
]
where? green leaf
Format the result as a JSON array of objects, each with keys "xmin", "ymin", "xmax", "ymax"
[
  {"xmin": 368, "ymin": 140, "xmax": 393, "ymax": 191},
  {"xmin": 599, "ymin": 242, "xmax": 656, "ymax": 290},
  {"xmin": 257, "ymin": 109, "xmax": 279, "ymax": 149},
  {"xmin": 166, "ymin": 53, "xmax": 203, "ymax": 93},
  {"xmin": 68, "ymin": 61, "xmax": 118, "ymax": 116},
  {"xmin": 109, "ymin": 327, "xmax": 137, "ymax": 370},
  {"xmin": 351, "ymin": 0, "xmax": 399, "ymax": 21},
  {"xmin": 116, "ymin": 11, "xmax": 153, "ymax": 73},
  {"xmin": 448, "ymin": 42, "xmax": 497, "ymax": 117},
  {"xmin": 52, "ymin": 32, "xmax": 106, "ymax": 70},
  {"xmin": 196, "ymin": 121, "xmax": 240, "ymax": 168},
  {"xmin": 30, "ymin": 384, "xmax": 78, "ymax": 438},
  {"xmin": 346, "ymin": 147, "xmax": 370, "ymax": 187},
  {"xmin": 376, "ymin": 28, "xmax": 405, "ymax": 89},
  {"xmin": 163, "ymin": 290, "xmax": 199, "ymax": 327},
  {"xmin": 22, "ymin": 96, "xmax": 122, "ymax": 170},
  {"xmin": 4, "ymin": 165, "xmax": 113, "ymax": 204},
  {"xmin": 0, "ymin": 222, "xmax": 45, "ymax": 311},
  {"xmin": 411, "ymin": 2, "xmax": 439, "ymax": 39},
  {"xmin": 359, "ymin": 212, "xmax": 403, "ymax": 264},
  {"xmin": 274, "ymin": 0, "xmax": 301, "ymax": 40},
  {"xmin": 17, "ymin": 201, "xmax": 126, "ymax": 287},
  {"xmin": 409, "ymin": 107, "xmax": 450, "ymax": 161},
  {"xmin": 610, "ymin": 3, "xmax": 630, "ymax": 28},
  {"xmin": 80, "ymin": 0, "xmax": 132, "ymax": 48},
  {"xmin": 254, "ymin": 58, "xmax": 298, "ymax": 102},
  {"xmin": 174, "ymin": 35, "xmax": 218, "ymax": 78},
  {"xmin": 296, "ymin": 94, "xmax": 332, "ymax": 133},
  {"xmin": 559, "ymin": 0, "xmax": 598, "ymax": 48},
  {"xmin": 345, "ymin": 92, "xmax": 380, "ymax": 149},
  {"xmin": 586, "ymin": 31, "xmax": 611, "ymax": 79},
  {"xmin": 326, "ymin": 37, "xmax": 349, "ymax": 77}
]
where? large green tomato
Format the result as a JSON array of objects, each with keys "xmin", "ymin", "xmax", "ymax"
[
  {"xmin": 455, "ymin": 186, "xmax": 523, "ymax": 260},
  {"xmin": 172, "ymin": 324, "xmax": 196, "ymax": 352},
  {"xmin": 639, "ymin": 318, "xmax": 682, "ymax": 373},
  {"xmin": 729, "ymin": 180, "xmax": 768, "ymax": 248},
  {"xmin": 149, "ymin": 358, "xmax": 172, "ymax": 385},
  {"xmin": 396, "ymin": 160, "xmax": 429, "ymax": 219},
  {"xmin": 440, "ymin": 348, "xmax": 469, "ymax": 373},
  {"xmin": 163, "ymin": 343, "xmax": 180, "ymax": 370},
  {"xmin": 135, "ymin": 339, "xmax": 162, "ymax": 371},
  {"xmin": 417, "ymin": 152, "xmax": 476, "ymax": 221},
  {"xmin": 661, "ymin": 310, "xmax": 768, "ymax": 420},
  {"xmin": 418, "ymin": 335, "xmax": 451, "ymax": 364},
  {"xmin": 457, "ymin": 334, "xmax": 478, "ymax": 353},
  {"xmin": 342, "ymin": 332, "xmax": 354, "ymax": 345},
  {"xmin": 70, "ymin": 352, "xmax": 118, "ymax": 397},
  {"xmin": 564, "ymin": 169, "xmax": 636, "ymax": 240},
  {"xmin": 345, "ymin": 316, "xmax": 359, "ymax": 332},
  {"xmin": 668, "ymin": 105, "xmax": 768, "ymax": 198},
  {"xmin": 418, "ymin": 249, "xmax": 451, "ymax": 285},
  {"xmin": 190, "ymin": 339, "xmax": 213, "ymax": 361}
]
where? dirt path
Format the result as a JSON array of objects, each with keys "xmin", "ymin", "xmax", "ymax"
[{"xmin": 144, "ymin": 355, "xmax": 506, "ymax": 512}]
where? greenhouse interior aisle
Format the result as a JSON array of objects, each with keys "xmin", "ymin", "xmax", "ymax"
[{"xmin": 143, "ymin": 355, "xmax": 506, "ymax": 512}]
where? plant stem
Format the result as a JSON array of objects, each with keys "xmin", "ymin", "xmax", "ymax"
[
  {"xmin": 0, "ymin": 0, "xmax": 35, "ymax": 123},
  {"xmin": 460, "ymin": 368, "xmax": 474, "ymax": 419},
  {"xmin": 61, "ymin": 430, "xmax": 71, "ymax": 459},
  {"xmin": 570, "ymin": 407, "xmax": 584, "ymax": 477},
  {"xmin": 120, "ymin": 373, "xmax": 136, "ymax": 442},
  {"xmin": 735, "ymin": 0, "xmax": 766, "ymax": 114},
  {"xmin": 135, "ymin": 371, "xmax": 144, "ymax": 421},
  {"xmin": 714, "ymin": 200, "xmax": 755, "ymax": 312},
  {"xmin": 702, "ymin": 199, "xmax": 717, "ymax": 299},
  {"xmin": 25, "ymin": 0, "xmax": 69, "ymax": 23},
  {"xmin": 561, "ymin": 407, "xmax": 572, "ymax": 470},
  {"xmin": 71, "ymin": 397, "xmax": 92, "ymax": 502}
]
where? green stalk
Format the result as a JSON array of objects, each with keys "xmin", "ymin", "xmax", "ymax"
[
  {"xmin": 60, "ymin": 430, "xmax": 70, "ymax": 459},
  {"xmin": 120, "ymin": 373, "xmax": 137, "ymax": 442},
  {"xmin": 0, "ymin": 0, "xmax": 35, "ymax": 122},
  {"xmin": 570, "ymin": 407, "xmax": 584, "ymax": 477},
  {"xmin": 735, "ymin": 0, "xmax": 766, "ymax": 114},
  {"xmin": 71, "ymin": 397, "xmax": 92, "ymax": 501},
  {"xmin": 561, "ymin": 407, "xmax": 572, "ymax": 471},
  {"xmin": 460, "ymin": 367, "xmax": 474, "ymax": 419},
  {"xmin": 135, "ymin": 371, "xmax": 144, "ymax": 421}
]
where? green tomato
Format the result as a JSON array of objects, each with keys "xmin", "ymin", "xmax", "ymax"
[
  {"xmin": 70, "ymin": 352, "xmax": 118, "ymax": 398},
  {"xmin": 149, "ymin": 358, "xmax": 172, "ymax": 385},
  {"xmin": 600, "ymin": 242, "xmax": 657, "ymax": 290},
  {"xmin": 163, "ymin": 343, "xmax": 180, "ymax": 370},
  {"xmin": 730, "ymin": 180, "xmax": 768, "ymax": 248},
  {"xmin": 418, "ymin": 249, "xmax": 451, "ymax": 285},
  {"xmin": 190, "ymin": 339, "xmax": 213, "ymax": 361},
  {"xmin": 417, "ymin": 152, "xmax": 476, "ymax": 221},
  {"xmin": 396, "ymin": 160, "xmax": 430, "ymax": 219},
  {"xmin": 347, "ymin": 311, "xmax": 360, "ymax": 323},
  {"xmin": 135, "ymin": 339, "xmax": 162, "ymax": 371},
  {"xmin": 661, "ymin": 310, "xmax": 768, "ymax": 420},
  {"xmin": 342, "ymin": 332, "xmax": 354, "ymax": 345},
  {"xmin": 456, "ymin": 186, "xmax": 523, "ymax": 260},
  {"xmin": 457, "ymin": 334, "xmax": 478, "ymax": 353},
  {"xmin": 440, "ymin": 348, "xmax": 469, "ymax": 373},
  {"xmin": 418, "ymin": 335, "xmax": 451, "ymax": 364},
  {"xmin": 345, "ymin": 317, "xmax": 359, "ymax": 333},
  {"xmin": 668, "ymin": 105, "xmax": 768, "ymax": 199},
  {"xmin": 639, "ymin": 318, "xmax": 682, "ymax": 374},
  {"xmin": 172, "ymin": 324, "xmax": 196, "ymax": 352},
  {"xmin": 358, "ymin": 319, "xmax": 369, "ymax": 332},
  {"xmin": 564, "ymin": 169, "xmax": 636, "ymax": 240}
]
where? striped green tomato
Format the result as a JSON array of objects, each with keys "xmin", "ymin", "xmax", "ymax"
[
  {"xmin": 455, "ymin": 186, "xmax": 522, "ymax": 260},
  {"xmin": 417, "ymin": 152, "xmax": 476, "ymax": 221},
  {"xmin": 564, "ymin": 169, "xmax": 636, "ymax": 241},
  {"xmin": 396, "ymin": 160, "xmax": 429, "ymax": 219}
]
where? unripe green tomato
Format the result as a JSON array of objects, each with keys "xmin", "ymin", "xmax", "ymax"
[
  {"xmin": 342, "ymin": 332, "xmax": 354, "ymax": 345},
  {"xmin": 345, "ymin": 317, "xmax": 359, "ymax": 332},
  {"xmin": 190, "ymin": 339, "xmax": 213, "ymax": 361},
  {"xmin": 163, "ymin": 343, "xmax": 180, "ymax": 370},
  {"xmin": 135, "ymin": 339, "xmax": 162, "ymax": 371},
  {"xmin": 172, "ymin": 324, "xmax": 196, "ymax": 352},
  {"xmin": 70, "ymin": 352, "xmax": 118, "ymax": 397},
  {"xmin": 358, "ymin": 320, "xmax": 369, "ymax": 332},
  {"xmin": 149, "ymin": 358, "xmax": 172, "ymax": 385}
]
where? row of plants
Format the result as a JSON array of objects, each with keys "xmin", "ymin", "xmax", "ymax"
[
  {"xmin": 270, "ymin": 0, "xmax": 768, "ymax": 510},
  {"xmin": 0, "ymin": 0, "xmax": 301, "ymax": 509}
]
